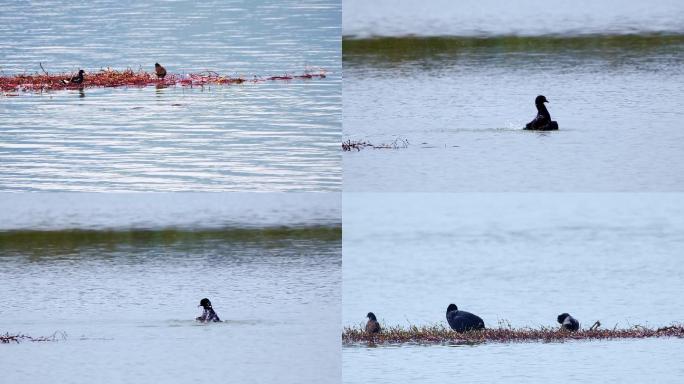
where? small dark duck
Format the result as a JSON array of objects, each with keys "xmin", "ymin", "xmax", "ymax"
[
  {"xmin": 446, "ymin": 304, "xmax": 485, "ymax": 332},
  {"xmin": 365, "ymin": 312, "xmax": 381, "ymax": 334},
  {"xmin": 61, "ymin": 69, "xmax": 85, "ymax": 85},
  {"xmin": 155, "ymin": 63, "xmax": 167, "ymax": 80},
  {"xmin": 557, "ymin": 313, "xmax": 580, "ymax": 331},
  {"xmin": 524, "ymin": 95, "xmax": 559, "ymax": 131},
  {"xmin": 196, "ymin": 298, "xmax": 221, "ymax": 323}
]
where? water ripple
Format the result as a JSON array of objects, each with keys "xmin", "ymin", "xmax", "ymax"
[{"xmin": 0, "ymin": 0, "xmax": 341, "ymax": 191}]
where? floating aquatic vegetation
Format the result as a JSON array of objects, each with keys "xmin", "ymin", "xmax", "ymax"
[
  {"xmin": 1, "ymin": 332, "xmax": 62, "ymax": 344},
  {"xmin": 342, "ymin": 323, "xmax": 684, "ymax": 345},
  {"xmin": 342, "ymin": 140, "xmax": 373, "ymax": 151},
  {"xmin": 342, "ymin": 138, "xmax": 409, "ymax": 151},
  {"xmin": 0, "ymin": 66, "xmax": 327, "ymax": 94}
]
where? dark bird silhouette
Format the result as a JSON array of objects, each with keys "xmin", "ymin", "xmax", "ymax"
[
  {"xmin": 365, "ymin": 312, "xmax": 381, "ymax": 334},
  {"xmin": 446, "ymin": 304, "xmax": 485, "ymax": 332},
  {"xmin": 196, "ymin": 298, "xmax": 221, "ymax": 322},
  {"xmin": 524, "ymin": 95, "xmax": 559, "ymax": 130},
  {"xmin": 589, "ymin": 320, "xmax": 601, "ymax": 331},
  {"xmin": 155, "ymin": 63, "xmax": 167, "ymax": 80},
  {"xmin": 557, "ymin": 313, "xmax": 580, "ymax": 331},
  {"xmin": 61, "ymin": 69, "xmax": 85, "ymax": 85}
]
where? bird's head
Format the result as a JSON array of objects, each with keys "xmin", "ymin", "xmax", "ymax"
[
  {"xmin": 557, "ymin": 313, "xmax": 570, "ymax": 324},
  {"xmin": 199, "ymin": 298, "xmax": 212, "ymax": 309},
  {"xmin": 535, "ymin": 95, "xmax": 549, "ymax": 104},
  {"xmin": 446, "ymin": 303, "xmax": 458, "ymax": 313},
  {"xmin": 366, "ymin": 312, "xmax": 377, "ymax": 321}
]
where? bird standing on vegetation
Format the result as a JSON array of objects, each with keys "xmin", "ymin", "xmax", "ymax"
[
  {"xmin": 525, "ymin": 95, "xmax": 559, "ymax": 130},
  {"xmin": 446, "ymin": 304, "xmax": 485, "ymax": 332},
  {"xmin": 557, "ymin": 313, "xmax": 580, "ymax": 331},
  {"xmin": 196, "ymin": 298, "xmax": 221, "ymax": 322},
  {"xmin": 61, "ymin": 69, "xmax": 84, "ymax": 85},
  {"xmin": 366, "ymin": 312, "xmax": 381, "ymax": 334},
  {"xmin": 155, "ymin": 63, "xmax": 167, "ymax": 80}
]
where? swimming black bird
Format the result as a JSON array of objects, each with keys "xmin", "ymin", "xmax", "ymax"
[
  {"xmin": 557, "ymin": 313, "xmax": 580, "ymax": 331},
  {"xmin": 446, "ymin": 304, "xmax": 485, "ymax": 332},
  {"xmin": 196, "ymin": 298, "xmax": 221, "ymax": 322},
  {"xmin": 365, "ymin": 312, "xmax": 381, "ymax": 334},
  {"xmin": 61, "ymin": 69, "xmax": 85, "ymax": 85},
  {"xmin": 524, "ymin": 95, "xmax": 559, "ymax": 130},
  {"xmin": 155, "ymin": 63, "xmax": 167, "ymax": 80}
]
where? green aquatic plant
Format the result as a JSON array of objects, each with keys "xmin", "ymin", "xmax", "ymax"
[
  {"xmin": 343, "ymin": 33, "xmax": 684, "ymax": 64},
  {"xmin": 342, "ymin": 323, "xmax": 684, "ymax": 345},
  {"xmin": 0, "ymin": 226, "xmax": 341, "ymax": 257}
]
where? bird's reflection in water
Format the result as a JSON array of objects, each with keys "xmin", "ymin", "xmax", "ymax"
[
  {"xmin": 155, "ymin": 83, "xmax": 169, "ymax": 98},
  {"xmin": 78, "ymin": 87, "xmax": 85, "ymax": 98}
]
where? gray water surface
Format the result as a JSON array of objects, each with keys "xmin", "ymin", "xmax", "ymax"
[
  {"xmin": 343, "ymin": 0, "xmax": 684, "ymax": 192},
  {"xmin": 343, "ymin": 0, "xmax": 684, "ymax": 38},
  {"xmin": 0, "ymin": 0, "xmax": 341, "ymax": 191},
  {"xmin": 0, "ymin": 193, "xmax": 341, "ymax": 384},
  {"xmin": 343, "ymin": 193, "xmax": 684, "ymax": 383},
  {"xmin": 0, "ymin": 192, "xmax": 340, "ymax": 230}
]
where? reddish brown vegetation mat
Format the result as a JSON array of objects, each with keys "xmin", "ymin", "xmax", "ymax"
[
  {"xmin": 342, "ymin": 324, "xmax": 684, "ymax": 345},
  {"xmin": 0, "ymin": 68, "xmax": 327, "ymax": 94}
]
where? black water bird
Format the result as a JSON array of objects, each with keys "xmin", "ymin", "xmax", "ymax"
[
  {"xmin": 61, "ymin": 69, "xmax": 85, "ymax": 85},
  {"xmin": 446, "ymin": 304, "xmax": 485, "ymax": 332},
  {"xmin": 365, "ymin": 312, "xmax": 381, "ymax": 334},
  {"xmin": 196, "ymin": 298, "xmax": 221, "ymax": 322},
  {"xmin": 524, "ymin": 95, "xmax": 559, "ymax": 130},
  {"xmin": 155, "ymin": 63, "xmax": 167, "ymax": 80},
  {"xmin": 557, "ymin": 313, "xmax": 580, "ymax": 331}
]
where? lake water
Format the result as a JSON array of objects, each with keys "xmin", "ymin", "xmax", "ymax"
[
  {"xmin": 343, "ymin": 0, "xmax": 684, "ymax": 38},
  {"xmin": 343, "ymin": 193, "xmax": 684, "ymax": 383},
  {"xmin": 0, "ymin": 193, "xmax": 341, "ymax": 384},
  {"xmin": 343, "ymin": 0, "xmax": 684, "ymax": 191},
  {"xmin": 0, "ymin": 0, "xmax": 341, "ymax": 191}
]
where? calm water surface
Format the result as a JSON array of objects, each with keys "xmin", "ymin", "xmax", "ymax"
[
  {"xmin": 0, "ymin": 193, "xmax": 340, "ymax": 230},
  {"xmin": 344, "ymin": 0, "xmax": 684, "ymax": 37},
  {"xmin": 0, "ymin": 0, "xmax": 341, "ymax": 191},
  {"xmin": 0, "ymin": 193, "xmax": 341, "ymax": 384},
  {"xmin": 343, "ymin": 0, "xmax": 684, "ymax": 191},
  {"xmin": 343, "ymin": 193, "xmax": 684, "ymax": 383}
]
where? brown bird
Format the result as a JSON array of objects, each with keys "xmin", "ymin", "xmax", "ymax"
[
  {"xmin": 365, "ymin": 312, "xmax": 381, "ymax": 334},
  {"xmin": 155, "ymin": 63, "xmax": 167, "ymax": 80},
  {"xmin": 61, "ymin": 69, "xmax": 85, "ymax": 85}
]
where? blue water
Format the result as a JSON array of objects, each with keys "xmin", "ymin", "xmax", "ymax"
[
  {"xmin": 343, "ymin": 0, "xmax": 684, "ymax": 38},
  {"xmin": 342, "ymin": 193, "xmax": 684, "ymax": 383},
  {"xmin": 0, "ymin": 192, "xmax": 340, "ymax": 230},
  {"xmin": 343, "ymin": 0, "xmax": 684, "ymax": 192},
  {"xmin": 0, "ymin": 193, "xmax": 341, "ymax": 384},
  {"xmin": 0, "ymin": 0, "xmax": 341, "ymax": 191}
]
